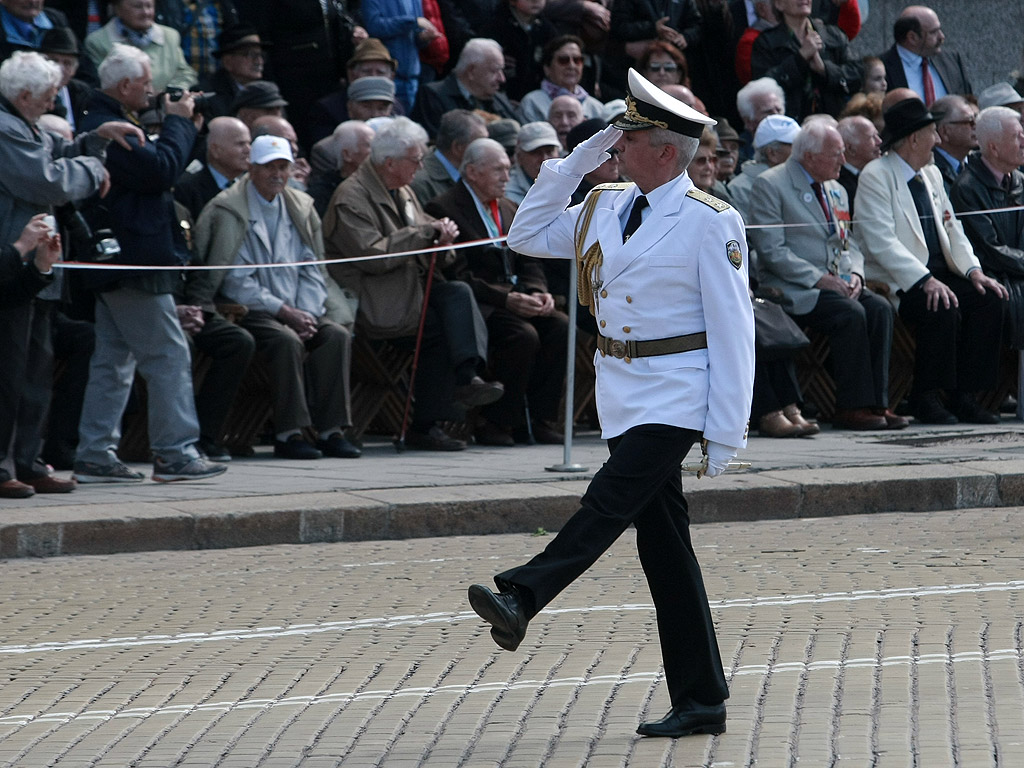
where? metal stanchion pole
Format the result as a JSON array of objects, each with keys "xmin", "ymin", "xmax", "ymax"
[{"xmin": 547, "ymin": 262, "xmax": 589, "ymax": 473}]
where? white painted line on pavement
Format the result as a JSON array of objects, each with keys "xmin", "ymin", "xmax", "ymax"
[
  {"xmin": 0, "ymin": 579, "xmax": 1020, "ymax": 657},
  {"xmin": 0, "ymin": 648, "xmax": 1019, "ymax": 727}
]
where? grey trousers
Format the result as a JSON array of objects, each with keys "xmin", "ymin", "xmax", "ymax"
[{"xmin": 77, "ymin": 288, "xmax": 200, "ymax": 465}]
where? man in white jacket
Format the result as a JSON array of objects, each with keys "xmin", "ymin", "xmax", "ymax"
[{"xmin": 468, "ymin": 69, "xmax": 755, "ymax": 739}]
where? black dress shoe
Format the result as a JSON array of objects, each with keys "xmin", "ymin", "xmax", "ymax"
[
  {"xmin": 912, "ymin": 392, "xmax": 957, "ymax": 425},
  {"xmin": 405, "ymin": 425, "xmax": 466, "ymax": 451},
  {"xmin": 636, "ymin": 699, "xmax": 727, "ymax": 737},
  {"xmin": 468, "ymin": 583, "xmax": 528, "ymax": 651},
  {"xmin": 954, "ymin": 394, "xmax": 1000, "ymax": 425},
  {"xmin": 475, "ymin": 421, "xmax": 515, "ymax": 447},
  {"xmin": 454, "ymin": 376, "xmax": 505, "ymax": 407},
  {"xmin": 273, "ymin": 435, "xmax": 322, "ymax": 460},
  {"xmin": 529, "ymin": 420, "xmax": 563, "ymax": 445},
  {"xmin": 317, "ymin": 433, "xmax": 362, "ymax": 458}
]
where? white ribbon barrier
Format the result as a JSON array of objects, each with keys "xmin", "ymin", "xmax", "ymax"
[{"xmin": 52, "ymin": 202, "xmax": 1024, "ymax": 272}]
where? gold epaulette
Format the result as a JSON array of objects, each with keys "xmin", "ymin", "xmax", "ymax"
[{"xmin": 686, "ymin": 187, "xmax": 731, "ymax": 212}]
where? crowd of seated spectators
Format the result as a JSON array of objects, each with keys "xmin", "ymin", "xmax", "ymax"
[{"xmin": 2, "ymin": 0, "xmax": 1024, "ymax": 498}]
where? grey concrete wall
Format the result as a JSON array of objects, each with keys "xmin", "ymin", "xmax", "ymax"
[{"xmin": 848, "ymin": 0, "xmax": 1024, "ymax": 93}]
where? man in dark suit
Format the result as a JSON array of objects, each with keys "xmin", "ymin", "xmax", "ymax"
[
  {"xmin": 930, "ymin": 94, "xmax": 976, "ymax": 193},
  {"xmin": 425, "ymin": 137, "xmax": 568, "ymax": 446},
  {"xmin": 198, "ymin": 26, "xmax": 271, "ymax": 120},
  {"xmin": 411, "ymin": 38, "xmax": 517, "ymax": 139},
  {"xmin": 836, "ymin": 115, "xmax": 881, "ymax": 215},
  {"xmin": 880, "ymin": 5, "xmax": 971, "ymax": 105},
  {"xmin": 175, "ymin": 116, "xmax": 251, "ymax": 221}
]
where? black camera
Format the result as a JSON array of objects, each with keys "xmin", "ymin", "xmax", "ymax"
[
  {"xmin": 55, "ymin": 202, "xmax": 121, "ymax": 262},
  {"xmin": 164, "ymin": 86, "xmax": 215, "ymax": 113}
]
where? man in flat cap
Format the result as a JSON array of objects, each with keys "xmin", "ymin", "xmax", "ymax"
[
  {"xmin": 856, "ymin": 98, "xmax": 1007, "ymax": 425},
  {"xmin": 230, "ymin": 79, "xmax": 287, "ymax": 133},
  {"xmin": 468, "ymin": 68, "xmax": 754, "ymax": 738}
]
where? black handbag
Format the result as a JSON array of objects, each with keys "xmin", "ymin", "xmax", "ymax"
[{"xmin": 752, "ymin": 297, "xmax": 810, "ymax": 361}]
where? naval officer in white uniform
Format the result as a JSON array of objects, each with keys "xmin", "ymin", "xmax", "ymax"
[{"xmin": 468, "ymin": 68, "xmax": 755, "ymax": 739}]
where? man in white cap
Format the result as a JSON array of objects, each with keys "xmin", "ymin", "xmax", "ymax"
[
  {"xmin": 194, "ymin": 134, "xmax": 361, "ymax": 461},
  {"xmin": 468, "ymin": 68, "xmax": 754, "ymax": 739},
  {"xmin": 505, "ymin": 121, "xmax": 562, "ymax": 204},
  {"xmin": 727, "ymin": 112, "xmax": 800, "ymax": 220}
]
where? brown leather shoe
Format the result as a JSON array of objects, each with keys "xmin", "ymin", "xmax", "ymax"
[
  {"xmin": 758, "ymin": 409, "xmax": 803, "ymax": 437},
  {"xmin": 0, "ymin": 479, "xmax": 34, "ymax": 498},
  {"xmin": 23, "ymin": 474, "xmax": 76, "ymax": 493},
  {"xmin": 454, "ymin": 376, "xmax": 505, "ymax": 407},
  {"xmin": 872, "ymin": 407, "xmax": 910, "ymax": 429},
  {"xmin": 782, "ymin": 404, "xmax": 820, "ymax": 436},
  {"xmin": 833, "ymin": 408, "xmax": 888, "ymax": 430}
]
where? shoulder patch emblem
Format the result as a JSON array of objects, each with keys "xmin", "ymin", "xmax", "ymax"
[
  {"xmin": 686, "ymin": 187, "xmax": 731, "ymax": 212},
  {"xmin": 726, "ymin": 239, "xmax": 743, "ymax": 270}
]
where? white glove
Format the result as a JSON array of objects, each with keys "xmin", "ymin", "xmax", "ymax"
[
  {"xmin": 553, "ymin": 124, "xmax": 622, "ymax": 177},
  {"xmin": 703, "ymin": 441, "xmax": 738, "ymax": 479}
]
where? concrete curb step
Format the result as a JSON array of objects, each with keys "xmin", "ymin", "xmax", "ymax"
[{"xmin": 3, "ymin": 460, "xmax": 1023, "ymax": 560}]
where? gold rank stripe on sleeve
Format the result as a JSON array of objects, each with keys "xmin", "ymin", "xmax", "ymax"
[{"xmin": 685, "ymin": 187, "xmax": 731, "ymax": 212}]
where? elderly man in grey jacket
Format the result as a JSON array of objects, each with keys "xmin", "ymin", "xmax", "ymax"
[
  {"xmin": 204, "ymin": 134, "xmax": 361, "ymax": 461},
  {"xmin": 0, "ymin": 50, "xmax": 141, "ymax": 498}
]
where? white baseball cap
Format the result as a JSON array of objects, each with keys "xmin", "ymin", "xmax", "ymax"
[
  {"xmin": 250, "ymin": 134, "xmax": 294, "ymax": 165},
  {"xmin": 753, "ymin": 114, "xmax": 800, "ymax": 149}
]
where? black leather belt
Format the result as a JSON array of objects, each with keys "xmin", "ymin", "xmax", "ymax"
[{"xmin": 596, "ymin": 331, "xmax": 708, "ymax": 359}]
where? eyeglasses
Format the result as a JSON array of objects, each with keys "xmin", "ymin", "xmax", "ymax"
[
  {"xmin": 555, "ymin": 54, "xmax": 584, "ymax": 66},
  {"xmin": 946, "ymin": 118, "xmax": 976, "ymax": 126},
  {"xmin": 646, "ymin": 63, "xmax": 678, "ymax": 73}
]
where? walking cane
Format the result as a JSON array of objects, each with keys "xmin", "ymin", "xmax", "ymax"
[{"xmin": 395, "ymin": 250, "xmax": 437, "ymax": 452}]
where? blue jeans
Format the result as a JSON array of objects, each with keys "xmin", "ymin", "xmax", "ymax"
[{"xmin": 76, "ymin": 288, "xmax": 200, "ymax": 465}]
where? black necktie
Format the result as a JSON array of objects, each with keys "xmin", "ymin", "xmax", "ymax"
[
  {"xmin": 907, "ymin": 173, "xmax": 945, "ymax": 275},
  {"xmin": 623, "ymin": 195, "xmax": 648, "ymax": 242}
]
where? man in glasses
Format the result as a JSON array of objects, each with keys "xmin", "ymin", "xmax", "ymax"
[
  {"xmin": 930, "ymin": 94, "xmax": 977, "ymax": 193},
  {"xmin": 199, "ymin": 25, "xmax": 270, "ymax": 119}
]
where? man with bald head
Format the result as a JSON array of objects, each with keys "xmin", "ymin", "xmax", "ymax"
[
  {"xmin": 425, "ymin": 137, "xmax": 568, "ymax": 446},
  {"xmin": 175, "ymin": 116, "xmax": 251, "ymax": 221},
  {"xmin": 880, "ymin": 5, "xmax": 971, "ymax": 105}
]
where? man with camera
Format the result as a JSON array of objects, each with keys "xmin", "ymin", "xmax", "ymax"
[
  {"xmin": 73, "ymin": 43, "xmax": 227, "ymax": 483},
  {"xmin": 0, "ymin": 50, "xmax": 144, "ymax": 498}
]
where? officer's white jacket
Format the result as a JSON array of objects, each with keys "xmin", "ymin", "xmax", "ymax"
[{"xmin": 507, "ymin": 161, "xmax": 755, "ymax": 449}]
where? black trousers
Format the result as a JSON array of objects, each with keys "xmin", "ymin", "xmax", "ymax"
[
  {"xmin": 406, "ymin": 280, "xmax": 489, "ymax": 427},
  {"xmin": 483, "ymin": 307, "xmax": 569, "ymax": 428},
  {"xmin": 44, "ymin": 309, "xmax": 95, "ymax": 458},
  {"xmin": 0, "ymin": 299, "xmax": 54, "ymax": 481},
  {"xmin": 751, "ymin": 358, "xmax": 802, "ymax": 420},
  {"xmin": 190, "ymin": 315, "xmax": 256, "ymax": 443},
  {"xmin": 496, "ymin": 424, "xmax": 729, "ymax": 707},
  {"xmin": 898, "ymin": 274, "xmax": 1003, "ymax": 395},
  {"xmin": 790, "ymin": 288, "xmax": 893, "ymax": 409}
]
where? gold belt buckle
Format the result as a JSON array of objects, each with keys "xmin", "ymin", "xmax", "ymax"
[{"xmin": 608, "ymin": 339, "xmax": 627, "ymax": 359}]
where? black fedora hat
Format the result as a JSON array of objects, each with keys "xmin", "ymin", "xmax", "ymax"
[
  {"xmin": 880, "ymin": 97, "xmax": 937, "ymax": 151},
  {"xmin": 214, "ymin": 26, "xmax": 271, "ymax": 58},
  {"xmin": 39, "ymin": 27, "xmax": 79, "ymax": 56}
]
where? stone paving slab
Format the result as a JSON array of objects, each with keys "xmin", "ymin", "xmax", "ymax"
[
  {"xmin": 0, "ymin": 508, "xmax": 1021, "ymax": 765},
  {"xmin": 3, "ymin": 422, "xmax": 1024, "ymax": 558}
]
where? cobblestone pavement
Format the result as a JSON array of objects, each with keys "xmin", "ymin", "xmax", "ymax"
[{"xmin": 0, "ymin": 507, "xmax": 1021, "ymax": 767}]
